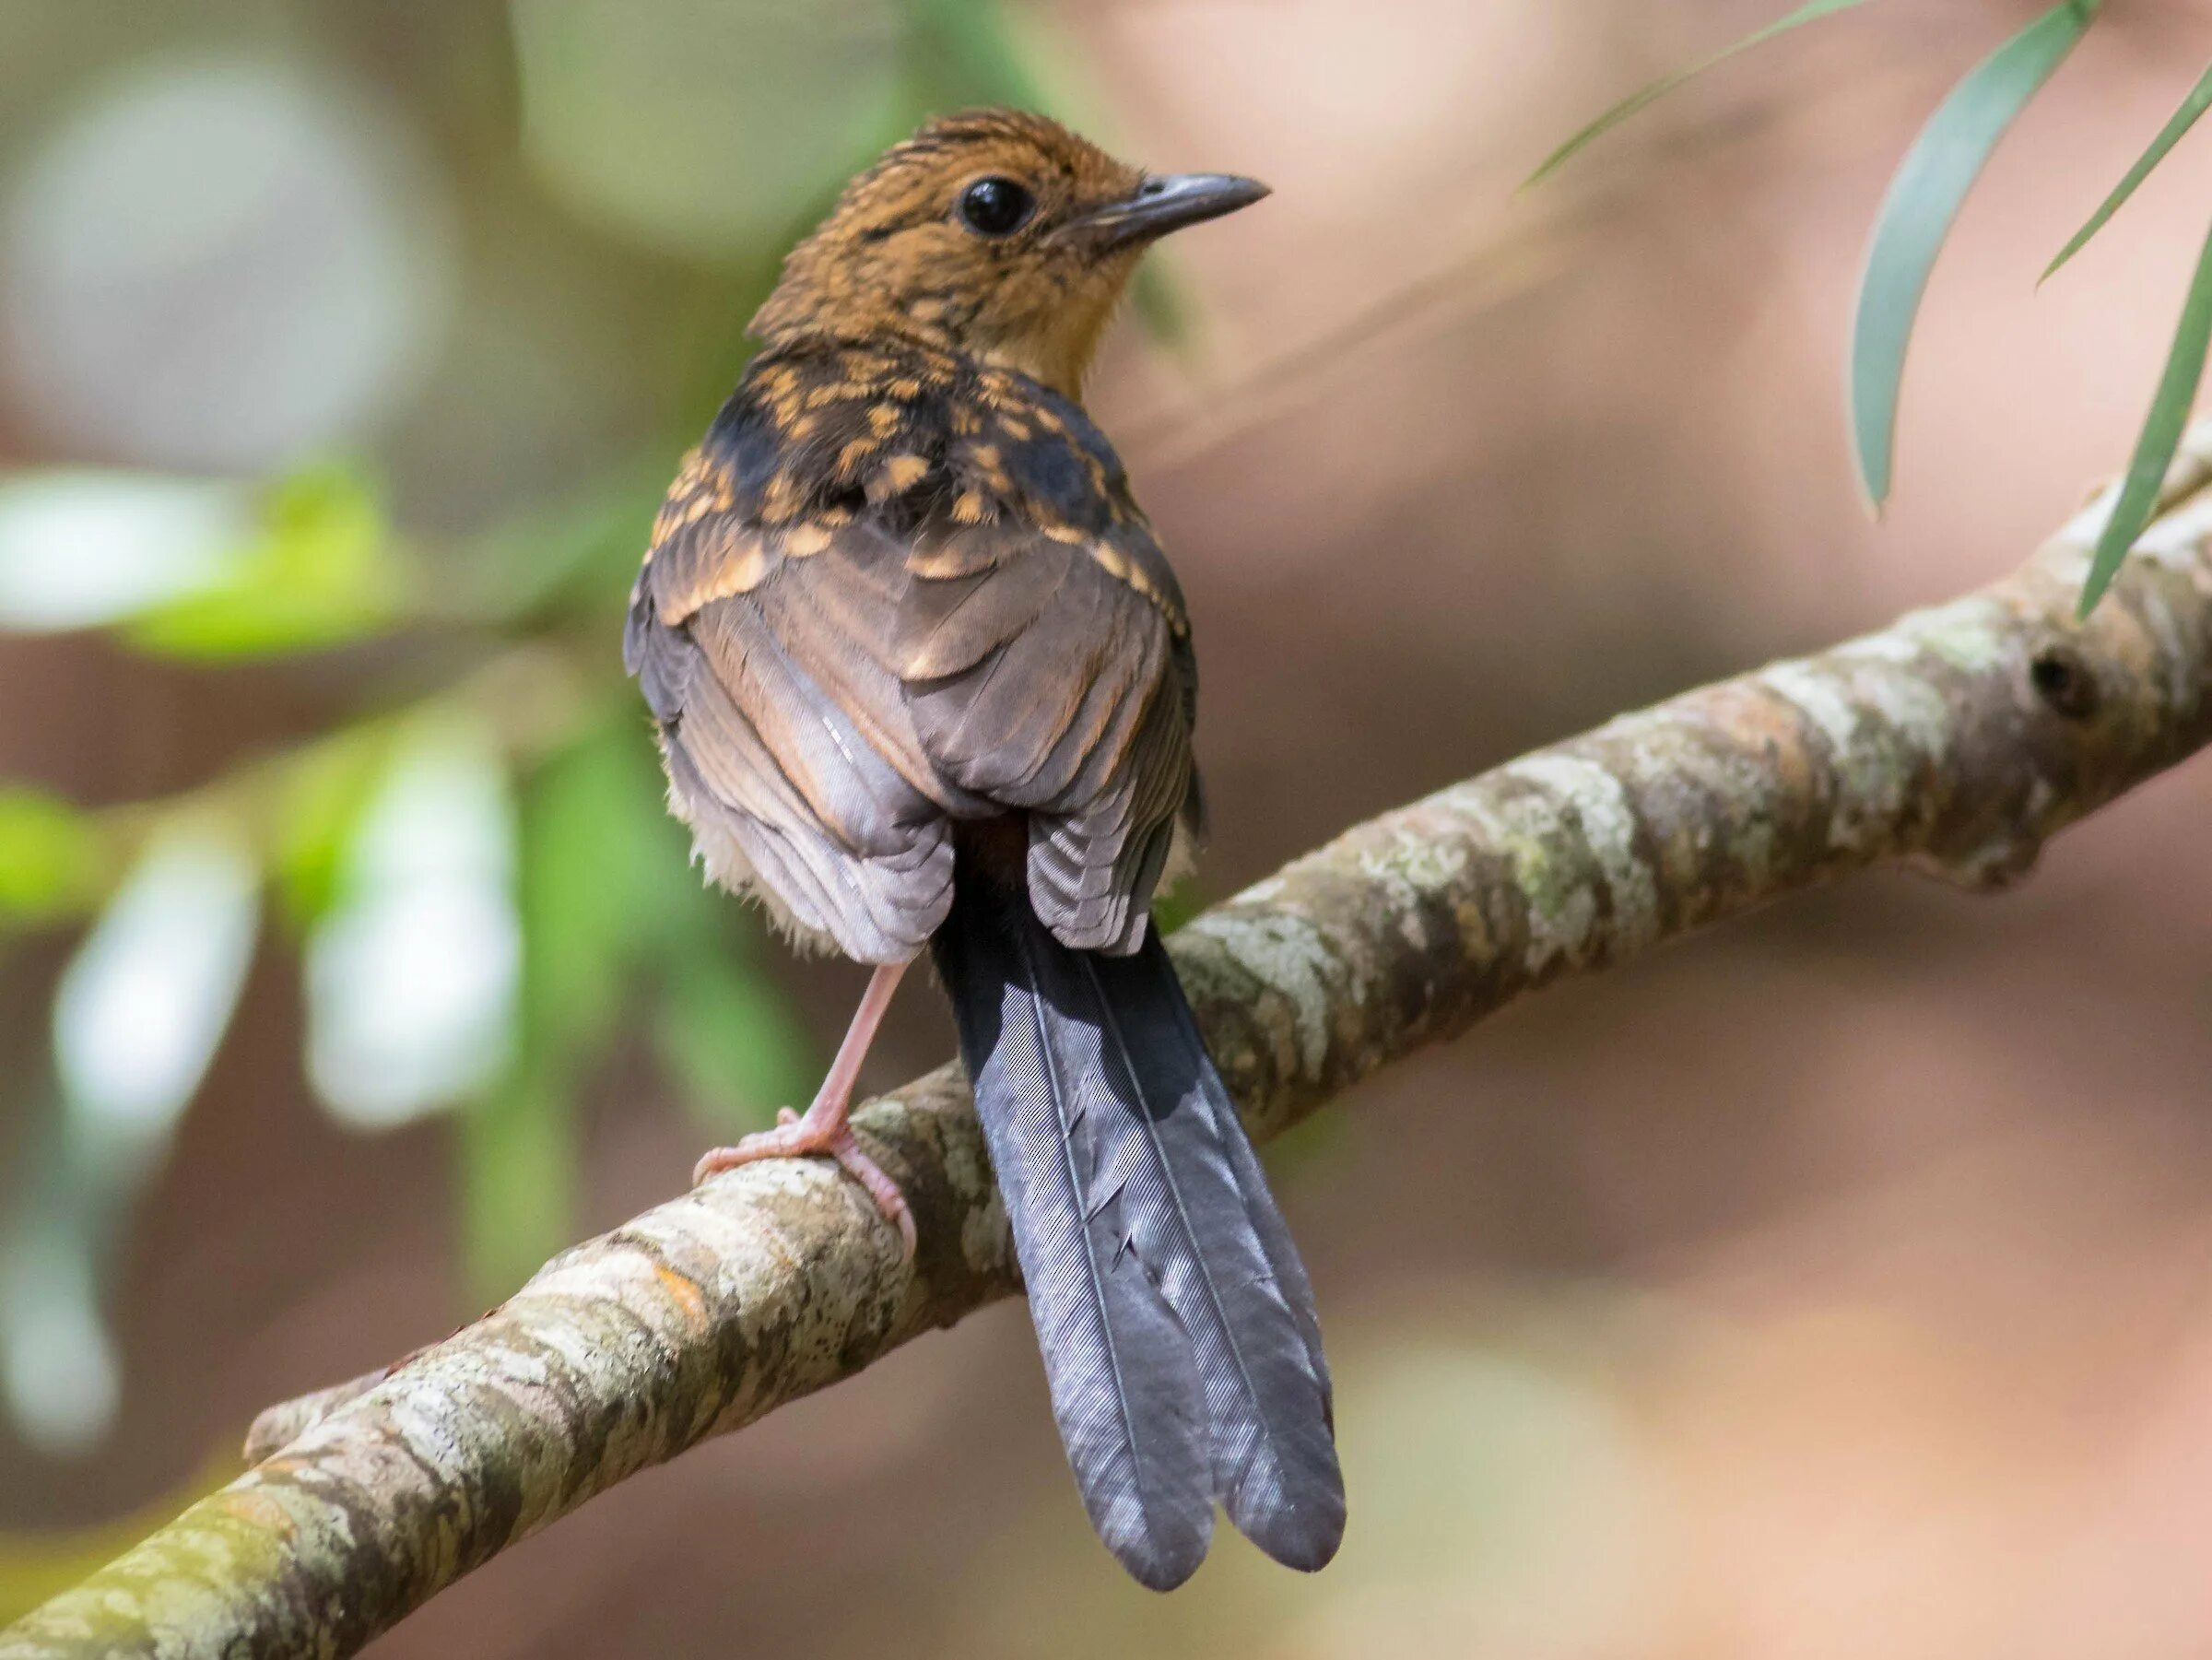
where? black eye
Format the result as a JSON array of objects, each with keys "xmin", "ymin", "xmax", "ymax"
[{"xmin": 959, "ymin": 176, "xmax": 1033, "ymax": 237}]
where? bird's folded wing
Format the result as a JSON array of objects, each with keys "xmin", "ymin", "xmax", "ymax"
[
  {"xmin": 896, "ymin": 516, "xmax": 1196, "ymax": 955},
  {"xmin": 629, "ymin": 389, "xmax": 1199, "ymax": 961},
  {"xmin": 629, "ymin": 485, "xmax": 963, "ymax": 963}
]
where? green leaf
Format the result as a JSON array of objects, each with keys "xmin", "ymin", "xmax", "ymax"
[
  {"xmin": 1524, "ymin": 0, "xmax": 1876, "ymax": 187},
  {"xmin": 271, "ymin": 727, "xmax": 394, "ymax": 932},
  {"xmin": 2077, "ymin": 215, "xmax": 2212, "ymax": 615},
  {"xmin": 124, "ymin": 465, "xmax": 402, "ymax": 659},
  {"xmin": 0, "ymin": 789, "xmax": 99, "ymax": 924},
  {"xmin": 515, "ymin": 710, "xmax": 810, "ymax": 1137},
  {"xmin": 651, "ymin": 949, "xmax": 813, "ymax": 1136},
  {"xmin": 516, "ymin": 711, "xmax": 710, "ymax": 1033},
  {"xmin": 517, "ymin": 728, "xmax": 646, "ymax": 1050},
  {"xmin": 1850, "ymin": 0, "xmax": 2100, "ymax": 509},
  {"xmin": 2045, "ymin": 59, "xmax": 2212, "ymax": 282},
  {"xmin": 458, "ymin": 1060, "xmax": 575, "ymax": 1302}
]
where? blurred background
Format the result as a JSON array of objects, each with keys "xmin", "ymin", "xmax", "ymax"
[{"xmin": 5, "ymin": 1, "xmax": 2212, "ymax": 1654}]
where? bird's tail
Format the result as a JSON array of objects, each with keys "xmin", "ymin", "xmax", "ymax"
[{"xmin": 932, "ymin": 872, "xmax": 1345, "ymax": 1590}]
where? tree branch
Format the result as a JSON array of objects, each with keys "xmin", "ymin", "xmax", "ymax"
[{"xmin": 8, "ymin": 438, "xmax": 2212, "ymax": 1660}]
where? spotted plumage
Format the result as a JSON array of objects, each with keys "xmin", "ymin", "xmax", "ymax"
[
  {"xmin": 627, "ymin": 108, "xmax": 1341, "ymax": 1592},
  {"xmin": 627, "ymin": 332, "xmax": 1197, "ymax": 963}
]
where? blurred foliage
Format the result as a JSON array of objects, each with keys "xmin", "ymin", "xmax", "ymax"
[
  {"xmin": 1531, "ymin": 0, "xmax": 2212, "ymax": 614},
  {"xmin": 0, "ymin": 0, "xmax": 1164, "ymax": 1450}
]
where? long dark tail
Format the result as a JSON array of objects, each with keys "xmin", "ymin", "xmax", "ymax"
[{"xmin": 933, "ymin": 874, "xmax": 1345, "ymax": 1590}]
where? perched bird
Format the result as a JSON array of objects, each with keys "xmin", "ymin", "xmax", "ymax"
[{"xmin": 625, "ymin": 109, "xmax": 1344, "ymax": 1589}]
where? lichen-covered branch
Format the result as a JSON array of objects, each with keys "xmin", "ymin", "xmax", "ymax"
[{"xmin": 9, "ymin": 438, "xmax": 2212, "ymax": 1660}]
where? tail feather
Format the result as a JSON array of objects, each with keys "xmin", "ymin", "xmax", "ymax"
[{"xmin": 935, "ymin": 877, "xmax": 1345, "ymax": 1587}]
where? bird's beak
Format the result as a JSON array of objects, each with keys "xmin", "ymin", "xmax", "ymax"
[{"xmin": 1062, "ymin": 172, "xmax": 1271, "ymax": 252}]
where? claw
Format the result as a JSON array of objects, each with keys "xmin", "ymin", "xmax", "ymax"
[{"xmin": 694, "ymin": 1119, "xmax": 917, "ymax": 1264}]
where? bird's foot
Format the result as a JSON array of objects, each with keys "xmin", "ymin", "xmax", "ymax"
[{"xmin": 694, "ymin": 1109, "xmax": 917, "ymax": 1263}]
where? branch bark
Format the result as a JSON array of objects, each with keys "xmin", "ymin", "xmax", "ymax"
[{"xmin": 9, "ymin": 439, "xmax": 2212, "ymax": 1660}]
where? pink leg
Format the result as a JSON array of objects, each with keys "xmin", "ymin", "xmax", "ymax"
[{"xmin": 693, "ymin": 961, "xmax": 916, "ymax": 1260}]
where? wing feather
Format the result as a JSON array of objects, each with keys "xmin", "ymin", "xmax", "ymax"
[{"xmin": 629, "ymin": 344, "xmax": 1200, "ymax": 962}]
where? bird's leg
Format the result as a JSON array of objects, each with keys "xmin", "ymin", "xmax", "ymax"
[{"xmin": 692, "ymin": 960, "xmax": 916, "ymax": 1259}]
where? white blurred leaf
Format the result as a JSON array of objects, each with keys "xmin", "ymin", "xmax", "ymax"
[
  {"xmin": 0, "ymin": 471, "xmax": 250, "ymax": 630},
  {"xmin": 14, "ymin": 820, "xmax": 258, "ymax": 1453},
  {"xmin": 53, "ymin": 820, "xmax": 260, "ymax": 1159},
  {"xmin": 305, "ymin": 720, "xmax": 520, "ymax": 1128},
  {"xmin": 0, "ymin": 1219, "xmax": 117, "ymax": 1456}
]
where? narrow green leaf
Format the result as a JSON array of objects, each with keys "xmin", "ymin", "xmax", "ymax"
[
  {"xmin": 1851, "ymin": 0, "xmax": 2100, "ymax": 508},
  {"xmin": 2077, "ymin": 215, "xmax": 2212, "ymax": 615},
  {"xmin": 271, "ymin": 727, "xmax": 394, "ymax": 932},
  {"xmin": 1524, "ymin": 0, "xmax": 1875, "ymax": 187},
  {"xmin": 2045, "ymin": 59, "xmax": 2212, "ymax": 282}
]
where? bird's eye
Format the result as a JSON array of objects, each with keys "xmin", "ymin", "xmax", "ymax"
[{"xmin": 958, "ymin": 176, "xmax": 1034, "ymax": 237}]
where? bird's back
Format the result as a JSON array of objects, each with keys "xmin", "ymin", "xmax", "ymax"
[{"xmin": 626, "ymin": 336, "xmax": 1200, "ymax": 964}]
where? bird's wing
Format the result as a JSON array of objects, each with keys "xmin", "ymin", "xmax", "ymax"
[
  {"xmin": 896, "ymin": 509, "xmax": 1196, "ymax": 956},
  {"xmin": 628, "ymin": 350, "xmax": 1199, "ymax": 960},
  {"xmin": 628, "ymin": 449, "xmax": 965, "ymax": 964}
]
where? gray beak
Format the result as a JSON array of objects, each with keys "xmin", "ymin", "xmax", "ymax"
[{"xmin": 1065, "ymin": 172, "xmax": 1270, "ymax": 252}]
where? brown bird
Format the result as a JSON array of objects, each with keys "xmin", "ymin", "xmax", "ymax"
[{"xmin": 625, "ymin": 109, "xmax": 1343, "ymax": 1588}]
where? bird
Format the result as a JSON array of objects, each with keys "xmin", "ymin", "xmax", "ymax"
[{"xmin": 624, "ymin": 108, "xmax": 1344, "ymax": 1590}]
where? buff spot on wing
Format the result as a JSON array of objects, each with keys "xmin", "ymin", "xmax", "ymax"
[
  {"xmin": 661, "ymin": 533, "xmax": 770, "ymax": 620},
  {"xmin": 909, "ymin": 540, "xmax": 973, "ymax": 579},
  {"xmin": 783, "ymin": 521, "xmax": 833, "ymax": 557},
  {"xmin": 951, "ymin": 489, "xmax": 990, "ymax": 524}
]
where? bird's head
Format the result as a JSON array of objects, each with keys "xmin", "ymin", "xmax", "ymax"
[{"xmin": 749, "ymin": 109, "xmax": 1267, "ymax": 396}]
